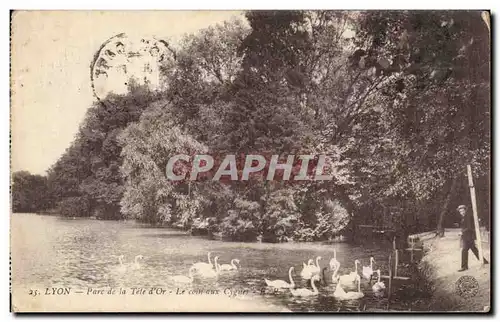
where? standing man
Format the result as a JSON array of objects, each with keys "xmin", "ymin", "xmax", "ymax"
[{"xmin": 457, "ymin": 204, "xmax": 488, "ymax": 272}]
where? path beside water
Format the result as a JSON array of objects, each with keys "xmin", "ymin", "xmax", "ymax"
[{"xmin": 419, "ymin": 229, "xmax": 490, "ymax": 312}]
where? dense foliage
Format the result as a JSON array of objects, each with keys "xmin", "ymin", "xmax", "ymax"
[
  {"xmin": 21, "ymin": 11, "xmax": 489, "ymax": 242},
  {"xmin": 12, "ymin": 171, "xmax": 51, "ymax": 212},
  {"xmin": 46, "ymin": 83, "xmax": 163, "ymax": 219}
]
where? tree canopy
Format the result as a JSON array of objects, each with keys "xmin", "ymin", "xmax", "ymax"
[{"xmin": 26, "ymin": 11, "xmax": 489, "ymax": 242}]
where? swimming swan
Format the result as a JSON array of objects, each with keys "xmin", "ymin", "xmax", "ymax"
[
  {"xmin": 114, "ymin": 255, "xmax": 127, "ymax": 274},
  {"xmin": 372, "ymin": 269, "xmax": 386, "ymax": 297},
  {"xmin": 195, "ymin": 256, "xmax": 220, "ymax": 278},
  {"xmin": 218, "ymin": 259, "xmax": 240, "ymax": 271},
  {"xmin": 265, "ymin": 267, "xmax": 295, "ymax": 289},
  {"xmin": 301, "ymin": 257, "xmax": 321, "ymax": 280},
  {"xmin": 130, "ymin": 255, "xmax": 144, "ymax": 270},
  {"xmin": 333, "ymin": 277, "xmax": 364, "ymax": 300},
  {"xmin": 300, "ymin": 261, "xmax": 313, "ymax": 280},
  {"xmin": 290, "ymin": 274, "xmax": 320, "ymax": 297},
  {"xmin": 192, "ymin": 252, "xmax": 213, "ymax": 271},
  {"xmin": 362, "ymin": 256, "xmax": 375, "ymax": 280},
  {"xmin": 329, "ymin": 249, "xmax": 340, "ymax": 271},
  {"xmin": 170, "ymin": 267, "xmax": 197, "ymax": 284},
  {"xmin": 338, "ymin": 259, "xmax": 361, "ymax": 288},
  {"xmin": 309, "ymin": 256, "xmax": 322, "ymax": 276},
  {"xmin": 331, "ymin": 261, "xmax": 341, "ymax": 283}
]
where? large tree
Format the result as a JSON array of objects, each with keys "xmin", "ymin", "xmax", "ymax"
[
  {"xmin": 47, "ymin": 83, "xmax": 163, "ymax": 218},
  {"xmin": 353, "ymin": 11, "xmax": 490, "ymax": 236}
]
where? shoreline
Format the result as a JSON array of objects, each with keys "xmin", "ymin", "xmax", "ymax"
[
  {"xmin": 27, "ymin": 212, "xmax": 351, "ymax": 244},
  {"xmin": 418, "ymin": 229, "xmax": 490, "ymax": 312}
]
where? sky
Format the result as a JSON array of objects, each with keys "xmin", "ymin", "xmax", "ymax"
[{"xmin": 10, "ymin": 10, "xmax": 244, "ymax": 175}]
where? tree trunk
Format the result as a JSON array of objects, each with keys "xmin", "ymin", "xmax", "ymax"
[
  {"xmin": 334, "ymin": 185, "xmax": 357, "ymax": 242},
  {"xmin": 436, "ymin": 177, "xmax": 457, "ymax": 237}
]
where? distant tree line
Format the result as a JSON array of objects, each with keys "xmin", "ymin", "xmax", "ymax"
[
  {"xmin": 12, "ymin": 11, "xmax": 490, "ymax": 242},
  {"xmin": 11, "ymin": 171, "xmax": 51, "ymax": 212}
]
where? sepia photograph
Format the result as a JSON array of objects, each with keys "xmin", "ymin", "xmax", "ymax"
[{"xmin": 9, "ymin": 9, "xmax": 491, "ymax": 313}]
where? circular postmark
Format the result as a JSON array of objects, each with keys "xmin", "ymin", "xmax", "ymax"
[
  {"xmin": 90, "ymin": 33, "xmax": 174, "ymax": 103},
  {"xmin": 455, "ymin": 275, "xmax": 479, "ymax": 299}
]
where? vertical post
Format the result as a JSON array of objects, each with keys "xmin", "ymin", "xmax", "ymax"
[
  {"xmin": 391, "ymin": 236, "xmax": 398, "ymax": 277},
  {"xmin": 467, "ymin": 165, "xmax": 484, "ymax": 265},
  {"xmin": 388, "ymin": 253, "xmax": 393, "ymax": 310},
  {"xmin": 395, "ymin": 249, "xmax": 399, "ymax": 277}
]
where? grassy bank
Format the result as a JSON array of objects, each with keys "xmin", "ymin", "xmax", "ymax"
[{"xmin": 418, "ymin": 229, "xmax": 490, "ymax": 312}]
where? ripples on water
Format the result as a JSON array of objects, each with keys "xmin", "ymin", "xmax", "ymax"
[{"xmin": 11, "ymin": 213, "xmax": 423, "ymax": 312}]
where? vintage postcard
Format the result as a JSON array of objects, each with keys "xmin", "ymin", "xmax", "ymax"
[{"xmin": 10, "ymin": 10, "xmax": 491, "ymax": 313}]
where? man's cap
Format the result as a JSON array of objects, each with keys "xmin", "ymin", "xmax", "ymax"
[{"xmin": 457, "ymin": 205, "xmax": 467, "ymax": 211}]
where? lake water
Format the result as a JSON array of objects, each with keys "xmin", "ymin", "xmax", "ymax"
[{"xmin": 11, "ymin": 213, "xmax": 425, "ymax": 312}]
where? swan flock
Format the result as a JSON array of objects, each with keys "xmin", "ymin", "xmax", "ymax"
[
  {"xmin": 188, "ymin": 250, "xmax": 386, "ymax": 301},
  {"xmin": 114, "ymin": 250, "xmax": 387, "ymax": 304}
]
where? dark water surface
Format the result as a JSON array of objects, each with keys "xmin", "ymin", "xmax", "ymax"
[{"xmin": 12, "ymin": 213, "xmax": 424, "ymax": 312}]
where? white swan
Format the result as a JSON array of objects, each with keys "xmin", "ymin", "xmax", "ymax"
[
  {"xmin": 218, "ymin": 259, "xmax": 240, "ymax": 271},
  {"xmin": 362, "ymin": 256, "xmax": 375, "ymax": 280},
  {"xmin": 333, "ymin": 277, "xmax": 364, "ymax": 300},
  {"xmin": 372, "ymin": 269, "xmax": 386, "ymax": 297},
  {"xmin": 195, "ymin": 256, "xmax": 220, "ymax": 278},
  {"xmin": 309, "ymin": 256, "xmax": 322, "ymax": 275},
  {"xmin": 331, "ymin": 261, "xmax": 341, "ymax": 283},
  {"xmin": 265, "ymin": 267, "xmax": 295, "ymax": 289},
  {"xmin": 300, "ymin": 260, "xmax": 313, "ymax": 280},
  {"xmin": 290, "ymin": 274, "xmax": 320, "ymax": 297},
  {"xmin": 338, "ymin": 259, "xmax": 360, "ymax": 288},
  {"xmin": 130, "ymin": 255, "xmax": 144, "ymax": 270},
  {"xmin": 301, "ymin": 257, "xmax": 321, "ymax": 280},
  {"xmin": 329, "ymin": 249, "xmax": 340, "ymax": 271},
  {"xmin": 192, "ymin": 252, "xmax": 213, "ymax": 271},
  {"xmin": 170, "ymin": 267, "xmax": 197, "ymax": 284},
  {"xmin": 114, "ymin": 255, "xmax": 127, "ymax": 274}
]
